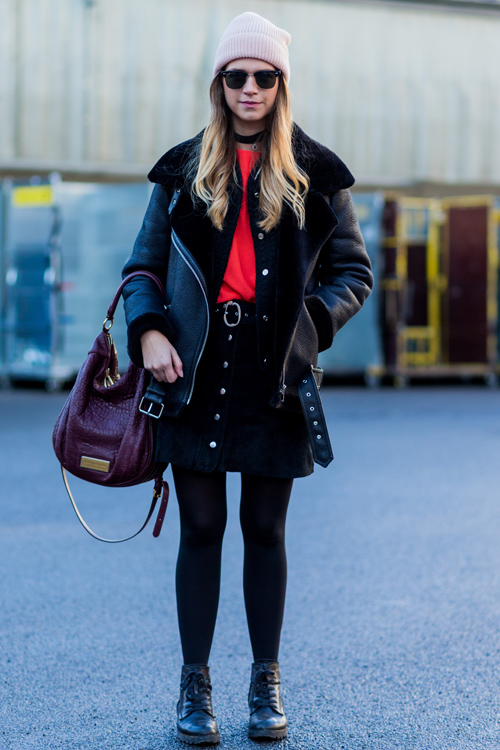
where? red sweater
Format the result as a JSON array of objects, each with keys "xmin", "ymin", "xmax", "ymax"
[{"xmin": 217, "ymin": 149, "xmax": 259, "ymax": 304}]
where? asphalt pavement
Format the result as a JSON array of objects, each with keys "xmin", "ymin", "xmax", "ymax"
[{"xmin": 1, "ymin": 385, "xmax": 500, "ymax": 750}]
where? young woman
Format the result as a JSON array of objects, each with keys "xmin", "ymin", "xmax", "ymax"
[{"xmin": 122, "ymin": 12, "xmax": 373, "ymax": 745}]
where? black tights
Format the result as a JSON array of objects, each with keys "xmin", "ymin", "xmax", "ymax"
[{"xmin": 172, "ymin": 465, "xmax": 293, "ymax": 665}]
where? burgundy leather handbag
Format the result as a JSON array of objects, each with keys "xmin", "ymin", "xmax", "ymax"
[{"xmin": 52, "ymin": 271, "xmax": 169, "ymax": 543}]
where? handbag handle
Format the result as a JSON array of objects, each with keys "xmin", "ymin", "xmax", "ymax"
[
  {"xmin": 104, "ymin": 270, "xmax": 165, "ymax": 329},
  {"xmin": 62, "ymin": 467, "xmax": 169, "ymax": 543}
]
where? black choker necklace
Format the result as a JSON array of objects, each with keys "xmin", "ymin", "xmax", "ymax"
[{"xmin": 234, "ymin": 130, "xmax": 265, "ymax": 150}]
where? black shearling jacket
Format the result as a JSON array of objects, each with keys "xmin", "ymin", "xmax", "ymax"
[{"xmin": 122, "ymin": 124, "xmax": 373, "ymax": 415}]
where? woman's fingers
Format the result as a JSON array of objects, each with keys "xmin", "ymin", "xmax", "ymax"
[
  {"xmin": 140, "ymin": 330, "xmax": 184, "ymax": 383},
  {"xmin": 170, "ymin": 346, "xmax": 184, "ymax": 379},
  {"xmin": 148, "ymin": 354, "xmax": 180, "ymax": 383},
  {"xmin": 152, "ymin": 358, "xmax": 180, "ymax": 383},
  {"xmin": 157, "ymin": 344, "xmax": 183, "ymax": 383}
]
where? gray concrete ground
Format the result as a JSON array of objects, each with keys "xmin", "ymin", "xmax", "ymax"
[{"xmin": 1, "ymin": 385, "xmax": 500, "ymax": 750}]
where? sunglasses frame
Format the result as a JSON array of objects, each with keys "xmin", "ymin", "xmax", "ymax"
[{"xmin": 220, "ymin": 69, "xmax": 282, "ymax": 90}]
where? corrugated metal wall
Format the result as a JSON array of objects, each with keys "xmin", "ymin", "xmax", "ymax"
[{"xmin": 1, "ymin": 0, "xmax": 499, "ymax": 186}]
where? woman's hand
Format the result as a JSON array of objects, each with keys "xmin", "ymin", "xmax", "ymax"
[{"xmin": 140, "ymin": 330, "xmax": 184, "ymax": 383}]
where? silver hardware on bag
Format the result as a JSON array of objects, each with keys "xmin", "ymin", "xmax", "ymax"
[
  {"xmin": 223, "ymin": 300, "xmax": 242, "ymax": 327},
  {"xmin": 139, "ymin": 397, "xmax": 164, "ymax": 419}
]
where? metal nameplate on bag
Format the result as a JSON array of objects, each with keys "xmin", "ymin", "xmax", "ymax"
[
  {"xmin": 80, "ymin": 456, "xmax": 110, "ymax": 473},
  {"xmin": 139, "ymin": 397, "xmax": 164, "ymax": 419}
]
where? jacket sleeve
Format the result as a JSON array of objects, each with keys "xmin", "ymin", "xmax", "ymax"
[
  {"xmin": 121, "ymin": 184, "xmax": 175, "ymax": 367},
  {"xmin": 305, "ymin": 189, "xmax": 373, "ymax": 352}
]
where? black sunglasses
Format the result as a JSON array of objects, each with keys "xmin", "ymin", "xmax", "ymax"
[{"xmin": 220, "ymin": 70, "xmax": 282, "ymax": 90}]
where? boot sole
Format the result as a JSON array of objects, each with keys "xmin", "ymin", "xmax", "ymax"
[
  {"xmin": 177, "ymin": 728, "xmax": 221, "ymax": 745},
  {"xmin": 248, "ymin": 726, "xmax": 288, "ymax": 740}
]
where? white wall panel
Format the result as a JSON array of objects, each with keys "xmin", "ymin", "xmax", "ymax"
[
  {"xmin": 0, "ymin": 0, "xmax": 18, "ymax": 160},
  {"xmin": 0, "ymin": 0, "xmax": 499, "ymax": 186}
]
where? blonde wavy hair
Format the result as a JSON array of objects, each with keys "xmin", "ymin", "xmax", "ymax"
[{"xmin": 188, "ymin": 74, "xmax": 309, "ymax": 232}]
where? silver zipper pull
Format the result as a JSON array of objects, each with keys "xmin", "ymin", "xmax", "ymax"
[{"xmin": 279, "ymin": 375, "xmax": 287, "ymax": 402}]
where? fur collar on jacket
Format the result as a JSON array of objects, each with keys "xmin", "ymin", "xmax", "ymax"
[{"xmin": 147, "ymin": 123, "xmax": 355, "ymax": 194}]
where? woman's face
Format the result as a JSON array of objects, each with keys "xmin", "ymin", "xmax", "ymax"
[{"xmin": 221, "ymin": 58, "xmax": 280, "ymax": 134}]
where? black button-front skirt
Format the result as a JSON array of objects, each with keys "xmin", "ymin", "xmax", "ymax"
[{"xmin": 155, "ymin": 301, "xmax": 314, "ymax": 478}]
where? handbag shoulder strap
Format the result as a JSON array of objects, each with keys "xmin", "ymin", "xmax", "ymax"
[{"xmin": 61, "ymin": 467, "xmax": 170, "ymax": 543}]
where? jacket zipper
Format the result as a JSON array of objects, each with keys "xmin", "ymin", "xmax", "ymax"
[
  {"xmin": 279, "ymin": 340, "xmax": 294, "ymax": 403},
  {"xmin": 279, "ymin": 366, "xmax": 287, "ymax": 402},
  {"xmin": 171, "ymin": 231, "xmax": 210, "ymax": 405}
]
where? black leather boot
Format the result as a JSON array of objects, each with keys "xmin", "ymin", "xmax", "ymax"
[
  {"xmin": 248, "ymin": 660, "xmax": 287, "ymax": 740},
  {"xmin": 176, "ymin": 664, "xmax": 220, "ymax": 745}
]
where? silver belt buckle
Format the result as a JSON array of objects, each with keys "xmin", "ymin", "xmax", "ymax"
[{"xmin": 223, "ymin": 300, "xmax": 241, "ymax": 327}]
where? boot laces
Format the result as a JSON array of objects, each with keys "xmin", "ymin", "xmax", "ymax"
[
  {"xmin": 181, "ymin": 670, "xmax": 213, "ymax": 715},
  {"xmin": 252, "ymin": 667, "xmax": 280, "ymax": 711}
]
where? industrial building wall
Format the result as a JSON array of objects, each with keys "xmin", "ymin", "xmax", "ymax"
[{"xmin": 0, "ymin": 0, "xmax": 499, "ymax": 187}]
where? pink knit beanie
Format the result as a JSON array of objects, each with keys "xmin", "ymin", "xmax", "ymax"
[{"xmin": 213, "ymin": 12, "xmax": 291, "ymax": 82}]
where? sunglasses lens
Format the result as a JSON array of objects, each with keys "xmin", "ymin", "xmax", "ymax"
[
  {"xmin": 254, "ymin": 72, "xmax": 277, "ymax": 89},
  {"xmin": 224, "ymin": 72, "xmax": 247, "ymax": 89},
  {"xmin": 222, "ymin": 71, "xmax": 279, "ymax": 89}
]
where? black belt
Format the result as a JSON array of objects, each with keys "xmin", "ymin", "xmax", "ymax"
[{"xmin": 298, "ymin": 366, "xmax": 334, "ymax": 468}]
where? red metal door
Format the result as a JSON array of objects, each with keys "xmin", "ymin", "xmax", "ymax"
[{"xmin": 444, "ymin": 205, "xmax": 488, "ymax": 364}]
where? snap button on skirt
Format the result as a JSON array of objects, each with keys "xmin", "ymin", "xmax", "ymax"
[{"xmin": 155, "ymin": 302, "xmax": 314, "ymax": 478}]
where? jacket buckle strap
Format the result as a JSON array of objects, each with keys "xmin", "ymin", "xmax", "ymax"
[
  {"xmin": 298, "ymin": 366, "xmax": 333, "ymax": 468},
  {"xmin": 139, "ymin": 376, "xmax": 167, "ymax": 419},
  {"xmin": 223, "ymin": 300, "xmax": 241, "ymax": 327},
  {"xmin": 139, "ymin": 397, "xmax": 164, "ymax": 419}
]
